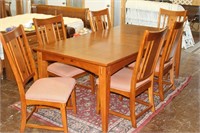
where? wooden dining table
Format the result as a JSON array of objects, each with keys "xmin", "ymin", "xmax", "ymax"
[{"xmin": 35, "ymin": 24, "xmax": 158, "ymax": 132}]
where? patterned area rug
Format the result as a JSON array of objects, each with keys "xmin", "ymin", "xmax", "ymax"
[{"xmin": 11, "ymin": 75, "xmax": 191, "ymax": 133}]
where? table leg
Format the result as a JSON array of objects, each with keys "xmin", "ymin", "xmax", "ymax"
[
  {"xmin": 175, "ymin": 37, "xmax": 182, "ymax": 78},
  {"xmin": 0, "ymin": 59, "xmax": 2, "ymax": 79},
  {"xmin": 37, "ymin": 52, "xmax": 48, "ymax": 78},
  {"xmin": 99, "ymin": 67, "xmax": 110, "ymax": 132}
]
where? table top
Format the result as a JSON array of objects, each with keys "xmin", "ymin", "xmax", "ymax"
[{"xmin": 35, "ymin": 24, "xmax": 157, "ymax": 67}]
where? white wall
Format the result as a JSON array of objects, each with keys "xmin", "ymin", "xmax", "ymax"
[
  {"xmin": 70, "ymin": 0, "xmax": 82, "ymax": 7},
  {"xmin": 9, "ymin": 0, "xmax": 16, "ymax": 16},
  {"xmin": 33, "ymin": 0, "xmax": 45, "ymax": 4},
  {"xmin": 114, "ymin": 0, "xmax": 120, "ymax": 26}
]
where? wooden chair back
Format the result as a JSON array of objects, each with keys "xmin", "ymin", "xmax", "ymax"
[
  {"xmin": 162, "ymin": 19, "xmax": 186, "ymax": 66},
  {"xmin": 0, "ymin": 25, "xmax": 38, "ymax": 100},
  {"xmin": 0, "ymin": 0, "xmax": 5, "ymax": 18},
  {"xmin": 33, "ymin": 14, "xmax": 67, "ymax": 46},
  {"xmin": 88, "ymin": 8, "xmax": 111, "ymax": 32},
  {"xmin": 5, "ymin": 1, "xmax": 12, "ymax": 16},
  {"xmin": 157, "ymin": 8, "xmax": 187, "ymax": 29},
  {"xmin": 0, "ymin": 0, "xmax": 11, "ymax": 18},
  {"xmin": 132, "ymin": 27, "xmax": 168, "ymax": 92},
  {"xmin": 154, "ymin": 19, "xmax": 186, "ymax": 101}
]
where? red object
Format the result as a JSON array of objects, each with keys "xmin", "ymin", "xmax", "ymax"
[{"xmin": 73, "ymin": 33, "xmax": 80, "ymax": 37}]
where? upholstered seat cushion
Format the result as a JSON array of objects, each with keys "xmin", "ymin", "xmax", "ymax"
[
  {"xmin": 128, "ymin": 61, "xmax": 135, "ymax": 68},
  {"xmin": 47, "ymin": 62, "xmax": 85, "ymax": 77},
  {"xmin": 26, "ymin": 77, "xmax": 76, "ymax": 103},
  {"xmin": 155, "ymin": 58, "xmax": 172, "ymax": 72},
  {"xmin": 96, "ymin": 68, "xmax": 150, "ymax": 92}
]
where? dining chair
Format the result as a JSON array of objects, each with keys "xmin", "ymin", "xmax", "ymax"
[
  {"xmin": 96, "ymin": 27, "xmax": 168, "ymax": 128},
  {"xmin": 157, "ymin": 8, "xmax": 187, "ymax": 29},
  {"xmin": 5, "ymin": 1, "xmax": 12, "ymax": 16},
  {"xmin": 155, "ymin": 8, "xmax": 187, "ymax": 100},
  {"xmin": 33, "ymin": 14, "xmax": 95, "ymax": 93},
  {"xmin": 88, "ymin": 8, "xmax": 112, "ymax": 32},
  {"xmin": 0, "ymin": 1, "xmax": 11, "ymax": 18},
  {"xmin": 154, "ymin": 20, "xmax": 187, "ymax": 101},
  {"xmin": 0, "ymin": 25, "xmax": 76, "ymax": 132}
]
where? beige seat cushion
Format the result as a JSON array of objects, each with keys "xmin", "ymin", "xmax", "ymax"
[
  {"xmin": 26, "ymin": 77, "xmax": 76, "ymax": 103},
  {"xmin": 155, "ymin": 58, "xmax": 172, "ymax": 72},
  {"xmin": 47, "ymin": 62, "xmax": 85, "ymax": 77},
  {"xmin": 128, "ymin": 62, "xmax": 135, "ymax": 68},
  {"xmin": 96, "ymin": 68, "xmax": 150, "ymax": 92}
]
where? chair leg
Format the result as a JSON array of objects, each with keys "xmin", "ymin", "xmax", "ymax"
[
  {"xmin": 20, "ymin": 105, "xmax": 27, "ymax": 133},
  {"xmin": 118, "ymin": 95, "xmax": 123, "ymax": 101},
  {"xmin": 158, "ymin": 75, "xmax": 164, "ymax": 101},
  {"xmin": 71, "ymin": 89, "xmax": 77, "ymax": 114},
  {"xmin": 67, "ymin": 99, "xmax": 72, "ymax": 108},
  {"xmin": 89, "ymin": 74, "xmax": 95, "ymax": 94},
  {"xmin": 148, "ymin": 82, "xmax": 155, "ymax": 112},
  {"xmin": 130, "ymin": 96, "xmax": 137, "ymax": 128},
  {"xmin": 60, "ymin": 104, "xmax": 68, "ymax": 133},
  {"xmin": 96, "ymin": 86, "xmax": 100, "ymax": 114},
  {"xmin": 170, "ymin": 64, "xmax": 175, "ymax": 90}
]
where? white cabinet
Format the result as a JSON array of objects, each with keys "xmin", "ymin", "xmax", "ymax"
[
  {"xmin": 46, "ymin": 0, "xmax": 67, "ymax": 6},
  {"xmin": 84, "ymin": 0, "xmax": 111, "ymax": 11}
]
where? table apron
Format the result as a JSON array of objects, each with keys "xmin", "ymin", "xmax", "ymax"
[
  {"xmin": 41, "ymin": 52, "xmax": 137, "ymax": 76},
  {"xmin": 42, "ymin": 52, "xmax": 99, "ymax": 74},
  {"xmin": 109, "ymin": 54, "xmax": 137, "ymax": 75}
]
